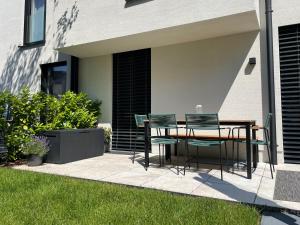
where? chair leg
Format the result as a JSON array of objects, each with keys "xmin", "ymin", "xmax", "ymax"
[
  {"xmin": 158, "ymin": 144, "xmax": 162, "ymax": 167},
  {"xmin": 196, "ymin": 146, "xmax": 199, "ymax": 169},
  {"xmin": 225, "ymin": 142, "xmax": 228, "ymax": 162},
  {"xmin": 186, "ymin": 142, "xmax": 191, "ymax": 169},
  {"xmin": 266, "ymin": 144, "xmax": 274, "ymax": 179},
  {"xmin": 232, "ymin": 140, "xmax": 235, "ymax": 172},
  {"xmin": 219, "ymin": 145, "xmax": 223, "ymax": 181},
  {"xmin": 237, "ymin": 142, "xmax": 240, "ymax": 169},
  {"xmin": 162, "ymin": 144, "xmax": 165, "ymax": 167},
  {"xmin": 183, "ymin": 141, "xmax": 188, "ymax": 176},
  {"xmin": 176, "ymin": 143, "xmax": 179, "ymax": 175},
  {"xmin": 132, "ymin": 140, "xmax": 136, "ymax": 164},
  {"xmin": 225, "ymin": 141, "xmax": 230, "ymax": 171}
]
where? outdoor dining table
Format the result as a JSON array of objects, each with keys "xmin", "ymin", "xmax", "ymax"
[{"xmin": 144, "ymin": 119, "xmax": 258, "ymax": 179}]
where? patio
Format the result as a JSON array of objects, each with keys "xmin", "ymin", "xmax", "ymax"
[{"xmin": 13, "ymin": 151, "xmax": 300, "ymax": 211}]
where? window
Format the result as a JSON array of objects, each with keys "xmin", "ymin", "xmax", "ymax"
[
  {"xmin": 24, "ymin": 0, "xmax": 46, "ymax": 45},
  {"xmin": 41, "ymin": 57, "xmax": 79, "ymax": 98},
  {"xmin": 41, "ymin": 62, "xmax": 67, "ymax": 98}
]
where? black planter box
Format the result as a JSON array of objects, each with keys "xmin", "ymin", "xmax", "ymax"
[{"xmin": 42, "ymin": 128, "xmax": 104, "ymax": 164}]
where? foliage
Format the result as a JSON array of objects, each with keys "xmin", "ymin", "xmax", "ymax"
[
  {"xmin": 0, "ymin": 89, "xmax": 102, "ymax": 161},
  {"xmin": 103, "ymin": 127, "xmax": 112, "ymax": 145},
  {"xmin": 0, "ymin": 168, "xmax": 260, "ymax": 225},
  {"xmin": 22, "ymin": 136, "xmax": 49, "ymax": 157}
]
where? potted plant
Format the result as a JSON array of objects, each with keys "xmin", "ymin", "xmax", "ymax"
[
  {"xmin": 22, "ymin": 136, "xmax": 49, "ymax": 166},
  {"xmin": 103, "ymin": 127, "xmax": 112, "ymax": 152}
]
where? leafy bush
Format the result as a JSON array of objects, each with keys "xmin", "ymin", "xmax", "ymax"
[
  {"xmin": 22, "ymin": 136, "xmax": 49, "ymax": 157},
  {"xmin": 0, "ymin": 89, "xmax": 102, "ymax": 161}
]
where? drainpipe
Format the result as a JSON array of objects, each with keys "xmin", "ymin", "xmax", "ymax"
[{"xmin": 265, "ymin": 0, "xmax": 277, "ymax": 164}]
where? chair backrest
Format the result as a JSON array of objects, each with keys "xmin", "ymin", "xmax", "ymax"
[
  {"xmin": 134, "ymin": 114, "xmax": 148, "ymax": 128},
  {"xmin": 185, "ymin": 113, "xmax": 220, "ymax": 130},
  {"xmin": 149, "ymin": 114, "xmax": 177, "ymax": 129},
  {"xmin": 264, "ymin": 113, "xmax": 272, "ymax": 129}
]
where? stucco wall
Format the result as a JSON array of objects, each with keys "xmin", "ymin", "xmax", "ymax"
[
  {"xmin": 0, "ymin": 0, "xmax": 67, "ymax": 93},
  {"xmin": 79, "ymin": 56, "xmax": 113, "ymax": 123},
  {"xmin": 152, "ymin": 32, "xmax": 262, "ymax": 122},
  {"xmin": 54, "ymin": 0, "xmax": 258, "ymax": 50}
]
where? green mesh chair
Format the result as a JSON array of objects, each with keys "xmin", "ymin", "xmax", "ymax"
[
  {"xmin": 184, "ymin": 114, "xmax": 227, "ymax": 180},
  {"xmin": 232, "ymin": 114, "xmax": 275, "ymax": 179},
  {"xmin": 149, "ymin": 114, "xmax": 181, "ymax": 172},
  {"xmin": 132, "ymin": 114, "xmax": 148, "ymax": 164}
]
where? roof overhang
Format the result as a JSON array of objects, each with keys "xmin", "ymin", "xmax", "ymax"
[{"xmin": 57, "ymin": 10, "xmax": 259, "ymax": 58}]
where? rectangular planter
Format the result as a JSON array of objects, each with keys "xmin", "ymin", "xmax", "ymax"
[{"xmin": 42, "ymin": 128, "xmax": 104, "ymax": 164}]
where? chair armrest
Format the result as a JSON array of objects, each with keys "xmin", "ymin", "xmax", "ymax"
[{"xmin": 252, "ymin": 125, "xmax": 264, "ymax": 131}]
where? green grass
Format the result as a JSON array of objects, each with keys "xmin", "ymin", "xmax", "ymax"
[{"xmin": 0, "ymin": 168, "xmax": 260, "ymax": 225}]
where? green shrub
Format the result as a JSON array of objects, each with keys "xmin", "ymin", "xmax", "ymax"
[{"xmin": 0, "ymin": 89, "xmax": 102, "ymax": 161}]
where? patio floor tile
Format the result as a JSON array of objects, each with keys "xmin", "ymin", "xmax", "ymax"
[
  {"xmin": 142, "ymin": 175, "xmax": 204, "ymax": 194},
  {"xmin": 191, "ymin": 182, "xmax": 256, "ymax": 203},
  {"xmin": 102, "ymin": 169, "xmax": 162, "ymax": 187}
]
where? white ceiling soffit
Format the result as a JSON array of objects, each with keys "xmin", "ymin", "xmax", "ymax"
[{"xmin": 57, "ymin": 11, "xmax": 259, "ymax": 58}]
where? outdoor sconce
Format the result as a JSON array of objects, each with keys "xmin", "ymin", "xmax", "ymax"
[{"xmin": 249, "ymin": 57, "xmax": 256, "ymax": 65}]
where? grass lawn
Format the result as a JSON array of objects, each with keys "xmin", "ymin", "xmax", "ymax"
[{"xmin": 0, "ymin": 168, "xmax": 260, "ymax": 225}]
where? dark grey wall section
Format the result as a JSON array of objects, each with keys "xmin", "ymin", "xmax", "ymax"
[{"xmin": 43, "ymin": 128, "xmax": 104, "ymax": 164}]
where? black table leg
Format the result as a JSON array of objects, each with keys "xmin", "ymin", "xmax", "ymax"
[
  {"xmin": 246, "ymin": 123, "xmax": 252, "ymax": 179},
  {"xmin": 252, "ymin": 127, "xmax": 258, "ymax": 169},
  {"xmin": 165, "ymin": 128, "xmax": 171, "ymax": 160},
  {"xmin": 144, "ymin": 123, "xmax": 149, "ymax": 169}
]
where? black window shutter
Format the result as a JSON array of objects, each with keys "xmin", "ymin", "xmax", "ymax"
[
  {"xmin": 112, "ymin": 49, "xmax": 151, "ymax": 151},
  {"xmin": 279, "ymin": 24, "xmax": 300, "ymax": 164}
]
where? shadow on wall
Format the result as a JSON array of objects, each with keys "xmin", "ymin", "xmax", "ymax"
[
  {"xmin": 201, "ymin": 32, "xmax": 259, "ymax": 114},
  {"xmin": 0, "ymin": 45, "xmax": 45, "ymax": 93},
  {"xmin": 55, "ymin": 0, "xmax": 79, "ymax": 48},
  {"xmin": 125, "ymin": 0, "xmax": 154, "ymax": 8},
  {"xmin": 152, "ymin": 31, "xmax": 260, "ymax": 118},
  {"xmin": 0, "ymin": 0, "xmax": 79, "ymax": 93}
]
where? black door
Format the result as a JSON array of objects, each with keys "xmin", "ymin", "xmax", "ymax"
[
  {"xmin": 112, "ymin": 49, "xmax": 151, "ymax": 151},
  {"xmin": 279, "ymin": 24, "xmax": 300, "ymax": 164}
]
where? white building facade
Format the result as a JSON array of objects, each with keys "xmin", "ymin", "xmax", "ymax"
[{"xmin": 1, "ymin": 0, "xmax": 300, "ymax": 165}]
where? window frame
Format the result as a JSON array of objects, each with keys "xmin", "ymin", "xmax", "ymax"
[
  {"xmin": 41, "ymin": 61, "xmax": 68, "ymax": 97},
  {"xmin": 23, "ymin": 0, "xmax": 47, "ymax": 46},
  {"xmin": 40, "ymin": 57, "xmax": 79, "ymax": 97}
]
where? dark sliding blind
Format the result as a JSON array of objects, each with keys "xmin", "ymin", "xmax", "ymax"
[
  {"xmin": 279, "ymin": 24, "xmax": 300, "ymax": 164},
  {"xmin": 112, "ymin": 49, "xmax": 151, "ymax": 151}
]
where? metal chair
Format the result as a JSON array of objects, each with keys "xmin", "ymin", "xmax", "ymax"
[
  {"xmin": 232, "ymin": 114, "xmax": 275, "ymax": 179},
  {"xmin": 184, "ymin": 113, "xmax": 228, "ymax": 180},
  {"xmin": 149, "ymin": 114, "xmax": 181, "ymax": 173},
  {"xmin": 132, "ymin": 114, "xmax": 148, "ymax": 164}
]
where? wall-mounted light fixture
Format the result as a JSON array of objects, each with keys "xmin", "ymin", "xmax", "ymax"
[{"xmin": 249, "ymin": 57, "xmax": 256, "ymax": 65}]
